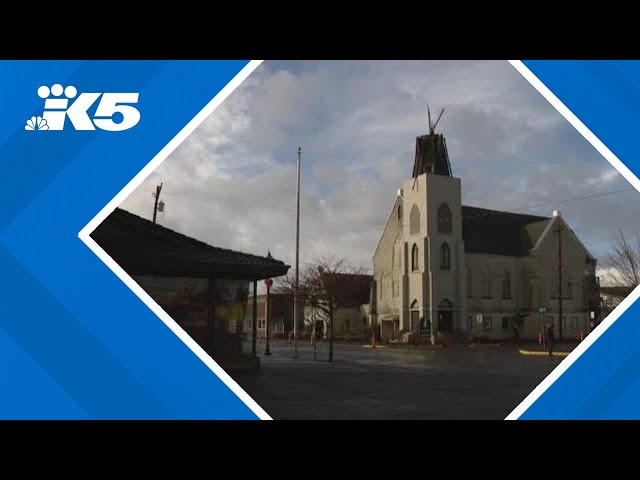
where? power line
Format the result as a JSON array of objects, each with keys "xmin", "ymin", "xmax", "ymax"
[
  {"xmin": 166, "ymin": 184, "xmax": 636, "ymax": 225},
  {"xmin": 153, "ymin": 183, "xmax": 637, "ymax": 239}
]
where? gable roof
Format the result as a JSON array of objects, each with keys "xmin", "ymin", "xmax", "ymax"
[
  {"xmin": 461, "ymin": 205, "xmax": 550, "ymax": 256},
  {"xmin": 91, "ymin": 208, "xmax": 290, "ymax": 280},
  {"xmin": 320, "ymin": 272, "xmax": 372, "ymax": 307},
  {"xmin": 600, "ymin": 286, "xmax": 635, "ymax": 299}
]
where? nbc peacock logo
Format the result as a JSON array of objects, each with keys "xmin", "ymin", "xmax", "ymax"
[{"xmin": 25, "ymin": 116, "xmax": 49, "ymax": 131}]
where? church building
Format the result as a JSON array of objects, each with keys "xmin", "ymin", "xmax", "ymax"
[{"xmin": 370, "ymin": 123, "xmax": 600, "ymax": 342}]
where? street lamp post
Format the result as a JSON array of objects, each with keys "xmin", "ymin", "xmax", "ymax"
[{"xmin": 264, "ymin": 277, "xmax": 273, "ymax": 356}]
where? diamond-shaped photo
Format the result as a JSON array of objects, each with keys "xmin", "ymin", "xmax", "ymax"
[{"xmin": 91, "ymin": 60, "xmax": 640, "ymax": 419}]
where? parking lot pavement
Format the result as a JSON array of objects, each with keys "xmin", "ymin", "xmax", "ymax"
[{"xmin": 233, "ymin": 340, "xmax": 564, "ymax": 420}]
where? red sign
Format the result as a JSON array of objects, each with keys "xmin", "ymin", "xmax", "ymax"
[{"xmin": 264, "ymin": 278, "xmax": 273, "ymax": 288}]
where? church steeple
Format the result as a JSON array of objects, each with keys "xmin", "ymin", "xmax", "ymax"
[{"xmin": 412, "ymin": 106, "xmax": 452, "ymax": 178}]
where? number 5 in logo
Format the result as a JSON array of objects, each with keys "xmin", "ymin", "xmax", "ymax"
[{"xmin": 93, "ymin": 93, "xmax": 141, "ymax": 131}]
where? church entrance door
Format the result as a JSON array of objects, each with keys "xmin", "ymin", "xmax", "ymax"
[{"xmin": 437, "ymin": 299, "xmax": 453, "ymax": 332}]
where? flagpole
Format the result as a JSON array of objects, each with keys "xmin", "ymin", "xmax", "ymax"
[{"xmin": 293, "ymin": 146, "xmax": 301, "ymax": 359}]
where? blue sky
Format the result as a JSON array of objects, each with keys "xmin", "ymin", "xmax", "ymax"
[{"xmin": 120, "ymin": 60, "xmax": 640, "ymax": 282}]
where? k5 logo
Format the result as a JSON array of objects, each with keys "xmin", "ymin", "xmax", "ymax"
[{"xmin": 25, "ymin": 84, "xmax": 140, "ymax": 131}]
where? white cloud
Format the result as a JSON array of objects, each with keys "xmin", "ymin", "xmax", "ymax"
[{"xmin": 119, "ymin": 60, "xmax": 640, "ymax": 273}]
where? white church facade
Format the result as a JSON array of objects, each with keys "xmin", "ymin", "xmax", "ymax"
[{"xmin": 369, "ymin": 128, "xmax": 600, "ymax": 342}]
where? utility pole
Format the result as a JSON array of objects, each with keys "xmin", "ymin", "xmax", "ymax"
[
  {"xmin": 293, "ymin": 147, "xmax": 301, "ymax": 359},
  {"xmin": 557, "ymin": 218, "xmax": 563, "ymax": 342},
  {"xmin": 152, "ymin": 182, "xmax": 163, "ymax": 224}
]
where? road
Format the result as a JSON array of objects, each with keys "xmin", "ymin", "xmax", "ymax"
[{"xmin": 234, "ymin": 339, "xmax": 564, "ymax": 420}]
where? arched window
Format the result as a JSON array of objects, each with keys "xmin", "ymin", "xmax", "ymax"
[
  {"xmin": 467, "ymin": 269, "xmax": 473, "ymax": 298},
  {"xmin": 392, "ymin": 237, "xmax": 401, "ymax": 270},
  {"xmin": 440, "ymin": 242, "xmax": 450, "ymax": 270},
  {"xmin": 410, "ymin": 299, "xmax": 419, "ymax": 332},
  {"xmin": 410, "ymin": 205, "xmax": 421, "ymax": 235},
  {"xmin": 438, "ymin": 298, "xmax": 453, "ymax": 310},
  {"xmin": 502, "ymin": 270, "xmax": 511, "ymax": 299},
  {"xmin": 482, "ymin": 266, "xmax": 492, "ymax": 298},
  {"xmin": 437, "ymin": 202, "xmax": 452, "ymax": 234},
  {"xmin": 411, "ymin": 243, "xmax": 419, "ymax": 272},
  {"xmin": 397, "ymin": 204, "xmax": 402, "ymax": 222}
]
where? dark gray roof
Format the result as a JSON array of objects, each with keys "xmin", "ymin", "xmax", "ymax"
[
  {"xmin": 461, "ymin": 205, "xmax": 550, "ymax": 256},
  {"xmin": 91, "ymin": 208, "xmax": 290, "ymax": 280},
  {"xmin": 600, "ymin": 286, "xmax": 634, "ymax": 298},
  {"xmin": 320, "ymin": 272, "xmax": 372, "ymax": 307}
]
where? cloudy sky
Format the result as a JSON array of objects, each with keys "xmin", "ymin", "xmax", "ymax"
[{"xmin": 120, "ymin": 60, "xmax": 640, "ymax": 282}]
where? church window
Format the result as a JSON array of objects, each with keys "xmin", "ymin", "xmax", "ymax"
[
  {"xmin": 393, "ymin": 237, "xmax": 402, "ymax": 270},
  {"xmin": 482, "ymin": 266, "xmax": 492, "ymax": 298},
  {"xmin": 411, "ymin": 244, "xmax": 419, "ymax": 272},
  {"xmin": 437, "ymin": 202, "xmax": 452, "ymax": 234},
  {"xmin": 502, "ymin": 270, "xmax": 511, "ymax": 299},
  {"xmin": 410, "ymin": 205, "xmax": 420, "ymax": 235},
  {"xmin": 397, "ymin": 204, "xmax": 402, "ymax": 222},
  {"xmin": 440, "ymin": 242, "xmax": 450, "ymax": 270}
]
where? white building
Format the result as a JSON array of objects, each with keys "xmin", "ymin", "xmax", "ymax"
[{"xmin": 370, "ymin": 128, "xmax": 600, "ymax": 342}]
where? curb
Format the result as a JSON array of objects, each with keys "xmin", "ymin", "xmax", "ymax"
[{"xmin": 519, "ymin": 349, "xmax": 570, "ymax": 357}]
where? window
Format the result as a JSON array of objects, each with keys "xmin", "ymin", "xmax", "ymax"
[
  {"xmin": 466, "ymin": 316, "xmax": 473, "ymax": 331},
  {"xmin": 397, "ymin": 204, "xmax": 402, "ymax": 221},
  {"xmin": 467, "ymin": 269, "xmax": 472, "ymax": 298},
  {"xmin": 502, "ymin": 270, "xmax": 511, "ymax": 299},
  {"xmin": 570, "ymin": 316, "xmax": 578, "ymax": 330},
  {"xmin": 545, "ymin": 316, "xmax": 554, "ymax": 330},
  {"xmin": 551, "ymin": 274, "xmax": 573, "ymax": 299},
  {"xmin": 437, "ymin": 202, "xmax": 452, "ymax": 233},
  {"xmin": 440, "ymin": 242, "xmax": 451, "ymax": 270},
  {"xmin": 412, "ymin": 243, "xmax": 419, "ymax": 271},
  {"xmin": 410, "ymin": 205, "xmax": 421, "ymax": 235},
  {"xmin": 393, "ymin": 237, "xmax": 401, "ymax": 269},
  {"xmin": 380, "ymin": 272, "xmax": 392, "ymax": 299},
  {"xmin": 392, "ymin": 280, "xmax": 398, "ymax": 298},
  {"xmin": 483, "ymin": 317, "xmax": 493, "ymax": 330},
  {"xmin": 438, "ymin": 298, "xmax": 453, "ymax": 310},
  {"xmin": 482, "ymin": 266, "xmax": 492, "ymax": 298},
  {"xmin": 410, "ymin": 300, "xmax": 419, "ymax": 332},
  {"xmin": 502, "ymin": 317, "xmax": 510, "ymax": 329}
]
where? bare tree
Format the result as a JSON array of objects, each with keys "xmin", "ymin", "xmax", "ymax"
[
  {"xmin": 606, "ymin": 229, "xmax": 640, "ymax": 287},
  {"xmin": 275, "ymin": 255, "xmax": 369, "ymax": 362}
]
